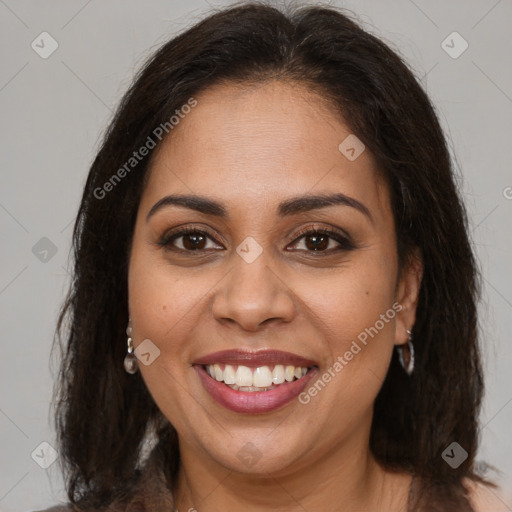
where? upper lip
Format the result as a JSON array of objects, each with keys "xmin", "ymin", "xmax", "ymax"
[{"xmin": 193, "ymin": 349, "xmax": 318, "ymax": 368}]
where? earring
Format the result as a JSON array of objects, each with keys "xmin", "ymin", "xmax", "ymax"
[
  {"xmin": 124, "ymin": 320, "xmax": 138, "ymax": 374},
  {"xmin": 397, "ymin": 328, "xmax": 415, "ymax": 376}
]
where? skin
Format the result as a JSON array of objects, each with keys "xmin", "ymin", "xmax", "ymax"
[{"xmin": 128, "ymin": 80, "xmax": 424, "ymax": 511}]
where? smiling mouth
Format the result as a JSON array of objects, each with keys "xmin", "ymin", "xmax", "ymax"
[{"xmin": 202, "ymin": 363, "xmax": 314, "ymax": 392}]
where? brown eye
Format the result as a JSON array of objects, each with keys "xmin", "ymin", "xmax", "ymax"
[
  {"xmin": 160, "ymin": 228, "xmax": 223, "ymax": 252},
  {"xmin": 181, "ymin": 232, "xmax": 207, "ymax": 250},
  {"xmin": 288, "ymin": 228, "xmax": 356, "ymax": 253},
  {"xmin": 304, "ymin": 233, "xmax": 330, "ymax": 251}
]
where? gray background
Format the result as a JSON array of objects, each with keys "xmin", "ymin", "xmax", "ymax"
[{"xmin": 0, "ymin": 0, "xmax": 511, "ymax": 510}]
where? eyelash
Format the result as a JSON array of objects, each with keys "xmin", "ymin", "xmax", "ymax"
[
  {"xmin": 158, "ymin": 225, "xmax": 356, "ymax": 255},
  {"xmin": 291, "ymin": 225, "xmax": 356, "ymax": 253}
]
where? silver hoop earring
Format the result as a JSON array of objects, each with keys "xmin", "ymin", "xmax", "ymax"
[
  {"xmin": 397, "ymin": 329, "xmax": 414, "ymax": 376},
  {"xmin": 124, "ymin": 321, "xmax": 138, "ymax": 374}
]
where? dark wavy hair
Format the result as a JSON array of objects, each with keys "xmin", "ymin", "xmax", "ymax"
[{"xmin": 52, "ymin": 2, "xmax": 490, "ymax": 510}]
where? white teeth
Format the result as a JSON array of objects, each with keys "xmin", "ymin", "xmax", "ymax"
[
  {"xmin": 253, "ymin": 366, "xmax": 273, "ymax": 387},
  {"xmin": 285, "ymin": 365, "xmax": 295, "ymax": 382},
  {"xmin": 237, "ymin": 386, "xmax": 273, "ymax": 392},
  {"xmin": 272, "ymin": 365, "xmax": 285, "ymax": 384},
  {"xmin": 223, "ymin": 364, "xmax": 236, "ymax": 385},
  {"xmin": 205, "ymin": 363, "xmax": 310, "ymax": 389},
  {"xmin": 235, "ymin": 365, "xmax": 253, "ymax": 387},
  {"xmin": 214, "ymin": 364, "xmax": 223, "ymax": 381}
]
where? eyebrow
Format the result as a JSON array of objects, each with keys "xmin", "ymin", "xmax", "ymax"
[{"xmin": 146, "ymin": 193, "xmax": 372, "ymax": 223}]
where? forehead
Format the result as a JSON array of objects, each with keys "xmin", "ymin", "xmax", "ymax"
[{"xmin": 143, "ymin": 80, "xmax": 391, "ymax": 220}]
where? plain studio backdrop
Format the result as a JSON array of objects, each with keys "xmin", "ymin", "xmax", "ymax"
[{"xmin": 0, "ymin": 1, "xmax": 511, "ymax": 510}]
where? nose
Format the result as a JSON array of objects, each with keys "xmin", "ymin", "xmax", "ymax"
[{"xmin": 212, "ymin": 255, "xmax": 296, "ymax": 332}]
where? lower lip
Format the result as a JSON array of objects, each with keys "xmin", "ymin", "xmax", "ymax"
[{"xmin": 194, "ymin": 365, "xmax": 318, "ymax": 413}]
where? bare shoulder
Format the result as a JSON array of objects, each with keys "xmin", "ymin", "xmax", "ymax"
[{"xmin": 465, "ymin": 478, "xmax": 512, "ymax": 512}]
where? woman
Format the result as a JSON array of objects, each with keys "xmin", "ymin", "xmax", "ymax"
[{"xmin": 39, "ymin": 2, "xmax": 507, "ymax": 511}]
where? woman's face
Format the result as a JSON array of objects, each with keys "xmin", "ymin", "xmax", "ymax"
[{"xmin": 128, "ymin": 80, "xmax": 419, "ymax": 476}]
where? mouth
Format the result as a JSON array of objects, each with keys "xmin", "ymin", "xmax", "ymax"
[
  {"xmin": 192, "ymin": 350, "xmax": 319, "ymax": 413},
  {"xmin": 202, "ymin": 363, "xmax": 312, "ymax": 391}
]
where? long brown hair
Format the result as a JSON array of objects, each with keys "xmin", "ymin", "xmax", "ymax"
[{"xmin": 52, "ymin": 2, "xmax": 489, "ymax": 509}]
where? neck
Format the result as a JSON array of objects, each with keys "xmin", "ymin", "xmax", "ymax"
[{"xmin": 173, "ymin": 429, "xmax": 407, "ymax": 511}]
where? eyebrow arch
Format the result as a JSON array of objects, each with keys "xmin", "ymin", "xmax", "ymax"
[
  {"xmin": 278, "ymin": 193, "xmax": 372, "ymax": 222},
  {"xmin": 146, "ymin": 192, "xmax": 372, "ymax": 223},
  {"xmin": 147, "ymin": 195, "xmax": 227, "ymax": 221}
]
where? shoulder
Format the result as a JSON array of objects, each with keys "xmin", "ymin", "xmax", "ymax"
[{"xmin": 465, "ymin": 478, "xmax": 512, "ymax": 512}]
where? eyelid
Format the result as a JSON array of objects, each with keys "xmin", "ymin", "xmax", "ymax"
[
  {"xmin": 158, "ymin": 222, "xmax": 356, "ymax": 255},
  {"xmin": 286, "ymin": 224, "xmax": 356, "ymax": 252},
  {"xmin": 158, "ymin": 224, "xmax": 225, "ymax": 250},
  {"xmin": 290, "ymin": 223, "xmax": 352, "ymax": 242}
]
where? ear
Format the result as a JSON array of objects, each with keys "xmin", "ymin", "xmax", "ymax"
[{"xmin": 394, "ymin": 249, "xmax": 423, "ymax": 346}]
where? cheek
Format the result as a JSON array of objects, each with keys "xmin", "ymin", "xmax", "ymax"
[
  {"xmin": 310, "ymin": 253, "xmax": 396, "ymax": 323},
  {"xmin": 127, "ymin": 244, "xmax": 201, "ymax": 421},
  {"xmin": 294, "ymin": 266, "xmax": 398, "ymax": 429},
  {"xmin": 128, "ymin": 259, "xmax": 199, "ymax": 346},
  {"xmin": 127, "ymin": 236, "xmax": 223, "ymax": 366},
  {"xmin": 128, "ymin": 231, "xmax": 181, "ymax": 345},
  {"xmin": 300, "ymin": 247, "xmax": 398, "ymax": 370}
]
